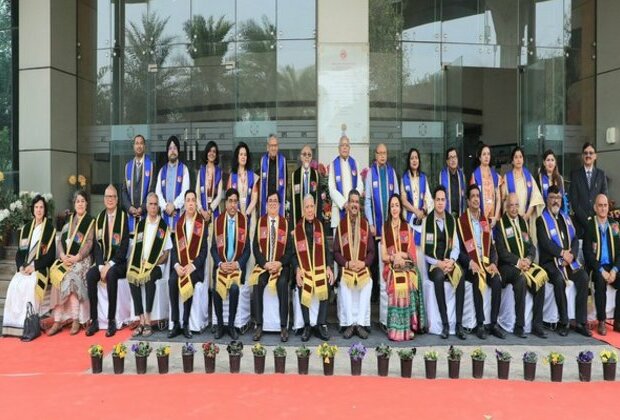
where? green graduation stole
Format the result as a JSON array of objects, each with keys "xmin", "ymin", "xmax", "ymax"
[
  {"xmin": 423, "ymin": 211, "xmax": 462, "ymax": 288},
  {"xmin": 95, "ymin": 208, "xmax": 126, "ymax": 262},
  {"xmin": 294, "ymin": 218, "xmax": 328, "ymax": 308},
  {"xmin": 588, "ymin": 217, "xmax": 619, "ymax": 264},
  {"xmin": 50, "ymin": 214, "xmax": 95, "ymax": 288},
  {"xmin": 214, "ymin": 212, "xmax": 247, "ymax": 300},
  {"xmin": 175, "ymin": 212, "xmax": 206, "ymax": 302},
  {"xmin": 248, "ymin": 215, "xmax": 288, "ymax": 293},
  {"xmin": 337, "ymin": 213, "xmax": 371, "ymax": 289},
  {"xmin": 127, "ymin": 216, "xmax": 169, "ymax": 285},
  {"xmin": 18, "ymin": 218, "xmax": 56, "ymax": 302}
]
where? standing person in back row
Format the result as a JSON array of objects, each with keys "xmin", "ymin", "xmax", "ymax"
[
  {"xmin": 122, "ymin": 134, "xmax": 155, "ymax": 236},
  {"xmin": 259, "ymin": 134, "xmax": 287, "ymax": 217},
  {"xmin": 156, "ymin": 136, "xmax": 190, "ymax": 231}
]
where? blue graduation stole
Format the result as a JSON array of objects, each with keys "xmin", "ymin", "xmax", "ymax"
[
  {"xmin": 539, "ymin": 173, "xmax": 568, "ymax": 214},
  {"xmin": 440, "ymin": 167, "xmax": 465, "ymax": 215},
  {"xmin": 125, "ymin": 155, "xmax": 153, "ymax": 233},
  {"xmin": 230, "ymin": 170, "xmax": 256, "ymax": 216},
  {"xmin": 199, "ymin": 164, "xmax": 222, "ymax": 218},
  {"xmin": 371, "ymin": 163, "xmax": 396, "ymax": 237},
  {"xmin": 160, "ymin": 162, "xmax": 185, "ymax": 229},
  {"xmin": 541, "ymin": 208, "xmax": 581, "ymax": 279},
  {"xmin": 473, "ymin": 166, "xmax": 499, "ymax": 215},
  {"xmin": 505, "ymin": 168, "xmax": 533, "ymax": 210},
  {"xmin": 333, "ymin": 156, "xmax": 358, "ymax": 220},
  {"xmin": 402, "ymin": 171, "xmax": 427, "ymax": 246},
  {"xmin": 259, "ymin": 153, "xmax": 286, "ymax": 217}
]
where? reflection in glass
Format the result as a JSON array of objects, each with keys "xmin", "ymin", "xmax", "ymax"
[{"xmin": 277, "ymin": 41, "xmax": 316, "ymax": 120}]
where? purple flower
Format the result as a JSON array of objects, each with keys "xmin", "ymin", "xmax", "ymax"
[
  {"xmin": 348, "ymin": 342, "xmax": 367, "ymax": 361},
  {"xmin": 577, "ymin": 350, "xmax": 594, "ymax": 363},
  {"xmin": 131, "ymin": 343, "xmax": 138, "ymax": 352}
]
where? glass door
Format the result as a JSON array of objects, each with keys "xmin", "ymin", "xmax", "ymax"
[{"xmin": 443, "ymin": 57, "xmax": 464, "ymax": 171}]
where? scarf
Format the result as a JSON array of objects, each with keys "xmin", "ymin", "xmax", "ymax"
[
  {"xmin": 588, "ymin": 217, "xmax": 619, "ymax": 267},
  {"xmin": 402, "ymin": 170, "xmax": 427, "ymax": 245},
  {"xmin": 505, "ymin": 168, "xmax": 534, "ymax": 211},
  {"xmin": 159, "ymin": 162, "xmax": 185, "ymax": 229},
  {"xmin": 198, "ymin": 164, "xmax": 222, "ymax": 217},
  {"xmin": 333, "ymin": 156, "xmax": 358, "ymax": 220},
  {"xmin": 291, "ymin": 167, "xmax": 319, "ymax": 226},
  {"xmin": 383, "ymin": 220, "xmax": 417, "ymax": 297},
  {"xmin": 230, "ymin": 170, "xmax": 256, "ymax": 214},
  {"xmin": 440, "ymin": 167, "xmax": 466, "ymax": 215},
  {"xmin": 249, "ymin": 215, "xmax": 289, "ymax": 293},
  {"xmin": 214, "ymin": 212, "xmax": 248, "ymax": 300},
  {"xmin": 294, "ymin": 219, "xmax": 328, "ymax": 308},
  {"xmin": 175, "ymin": 212, "xmax": 206, "ymax": 302},
  {"xmin": 259, "ymin": 153, "xmax": 286, "ymax": 217},
  {"xmin": 95, "ymin": 208, "xmax": 126, "ymax": 263},
  {"xmin": 125, "ymin": 156, "xmax": 153, "ymax": 233},
  {"xmin": 370, "ymin": 163, "xmax": 396, "ymax": 237},
  {"xmin": 472, "ymin": 166, "xmax": 499, "ymax": 215},
  {"xmin": 50, "ymin": 213, "xmax": 95, "ymax": 288},
  {"xmin": 457, "ymin": 209, "xmax": 491, "ymax": 293},
  {"xmin": 540, "ymin": 208, "xmax": 581, "ymax": 281},
  {"xmin": 337, "ymin": 214, "xmax": 371, "ymax": 289},
  {"xmin": 127, "ymin": 216, "xmax": 168, "ymax": 285},
  {"xmin": 423, "ymin": 211, "xmax": 462, "ymax": 288},
  {"xmin": 18, "ymin": 218, "xmax": 56, "ymax": 301}
]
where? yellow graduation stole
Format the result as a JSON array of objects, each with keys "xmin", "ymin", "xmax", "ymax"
[
  {"xmin": 337, "ymin": 214, "xmax": 371, "ymax": 289},
  {"xmin": 249, "ymin": 215, "xmax": 288, "ymax": 294},
  {"xmin": 127, "ymin": 217, "xmax": 168, "ymax": 285},
  {"xmin": 214, "ymin": 212, "xmax": 248, "ymax": 300},
  {"xmin": 18, "ymin": 219, "xmax": 56, "ymax": 302},
  {"xmin": 457, "ymin": 209, "xmax": 492, "ymax": 294},
  {"xmin": 50, "ymin": 214, "xmax": 94, "ymax": 288},
  {"xmin": 383, "ymin": 220, "xmax": 417, "ymax": 298},
  {"xmin": 175, "ymin": 212, "xmax": 205, "ymax": 302},
  {"xmin": 294, "ymin": 219, "xmax": 328, "ymax": 308}
]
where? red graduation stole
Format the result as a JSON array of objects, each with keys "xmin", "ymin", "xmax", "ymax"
[
  {"xmin": 383, "ymin": 220, "xmax": 417, "ymax": 296},
  {"xmin": 214, "ymin": 212, "xmax": 247, "ymax": 299},
  {"xmin": 175, "ymin": 212, "xmax": 205, "ymax": 302},
  {"xmin": 294, "ymin": 218, "xmax": 328, "ymax": 307},
  {"xmin": 337, "ymin": 214, "xmax": 371, "ymax": 288},
  {"xmin": 457, "ymin": 209, "xmax": 491, "ymax": 292},
  {"xmin": 249, "ymin": 215, "xmax": 289, "ymax": 291}
]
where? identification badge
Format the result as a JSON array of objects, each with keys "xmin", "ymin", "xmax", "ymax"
[
  {"xmin": 405, "ymin": 185, "xmax": 411, "ymax": 192},
  {"xmin": 294, "ymin": 184, "xmax": 300, "ymax": 194},
  {"xmin": 425, "ymin": 233, "xmax": 434, "ymax": 244},
  {"xmin": 505, "ymin": 227, "xmax": 514, "ymax": 238},
  {"xmin": 177, "ymin": 176, "xmax": 183, "ymax": 183},
  {"xmin": 136, "ymin": 232, "xmax": 144, "ymax": 242},
  {"xmin": 336, "ymin": 175, "xmax": 341, "ymax": 182}
]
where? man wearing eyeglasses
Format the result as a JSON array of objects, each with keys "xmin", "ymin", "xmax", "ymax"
[
  {"xmin": 259, "ymin": 134, "xmax": 287, "ymax": 218},
  {"xmin": 155, "ymin": 136, "xmax": 190, "ymax": 231},
  {"xmin": 122, "ymin": 134, "xmax": 155, "ymax": 237},
  {"xmin": 329, "ymin": 136, "xmax": 364, "ymax": 229},
  {"xmin": 569, "ymin": 142, "xmax": 608, "ymax": 238},
  {"xmin": 290, "ymin": 145, "xmax": 320, "ymax": 227}
]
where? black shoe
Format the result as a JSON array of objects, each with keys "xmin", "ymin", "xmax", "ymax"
[
  {"xmin": 490, "ymin": 324, "xmax": 506, "ymax": 339},
  {"xmin": 105, "ymin": 320, "xmax": 117, "ymax": 338},
  {"xmin": 167, "ymin": 323, "xmax": 182, "ymax": 339},
  {"xmin": 574, "ymin": 323, "xmax": 592, "ymax": 337},
  {"xmin": 318, "ymin": 325, "xmax": 330, "ymax": 341},
  {"xmin": 557, "ymin": 324, "xmax": 569, "ymax": 336},
  {"xmin": 214, "ymin": 325, "xmax": 225, "ymax": 339},
  {"xmin": 356, "ymin": 326, "xmax": 369, "ymax": 339},
  {"xmin": 513, "ymin": 326, "xmax": 527, "ymax": 338},
  {"xmin": 229, "ymin": 326, "xmax": 239, "ymax": 340},
  {"xmin": 455, "ymin": 325, "xmax": 466, "ymax": 340},
  {"xmin": 301, "ymin": 326, "xmax": 311, "ymax": 342},
  {"xmin": 253, "ymin": 325, "xmax": 263, "ymax": 341},
  {"xmin": 85, "ymin": 320, "xmax": 99, "ymax": 337},
  {"xmin": 280, "ymin": 327, "xmax": 289, "ymax": 343},
  {"xmin": 476, "ymin": 325, "xmax": 488, "ymax": 339},
  {"xmin": 440, "ymin": 324, "xmax": 449, "ymax": 339},
  {"xmin": 183, "ymin": 324, "xmax": 193, "ymax": 339},
  {"xmin": 531, "ymin": 325, "xmax": 548, "ymax": 339}
]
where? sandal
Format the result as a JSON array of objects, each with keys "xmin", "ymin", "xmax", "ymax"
[
  {"xmin": 142, "ymin": 325, "xmax": 153, "ymax": 337},
  {"xmin": 132, "ymin": 324, "xmax": 144, "ymax": 337}
]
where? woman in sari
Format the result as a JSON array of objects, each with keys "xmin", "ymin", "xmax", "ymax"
[
  {"xmin": 48, "ymin": 190, "xmax": 95, "ymax": 336},
  {"xmin": 501, "ymin": 146, "xmax": 544, "ymax": 222},
  {"xmin": 470, "ymin": 144, "xmax": 501, "ymax": 227},
  {"xmin": 537, "ymin": 149, "xmax": 567, "ymax": 212},
  {"xmin": 400, "ymin": 148, "xmax": 433, "ymax": 234},
  {"xmin": 381, "ymin": 193, "xmax": 426, "ymax": 341},
  {"xmin": 2, "ymin": 195, "xmax": 56, "ymax": 337}
]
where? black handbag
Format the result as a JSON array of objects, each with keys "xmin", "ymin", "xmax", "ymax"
[{"xmin": 21, "ymin": 302, "xmax": 41, "ymax": 342}]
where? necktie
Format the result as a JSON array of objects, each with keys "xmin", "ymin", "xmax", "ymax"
[
  {"xmin": 227, "ymin": 218, "xmax": 235, "ymax": 261},
  {"xmin": 586, "ymin": 170, "xmax": 592, "ymax": 189},
  {"xmin": 269, "ymin": 219, "xmax": 276, "ymax": 261},
  {"xmin": 303, "ymin": 170, "xmax": 309, "ymax": 196}
]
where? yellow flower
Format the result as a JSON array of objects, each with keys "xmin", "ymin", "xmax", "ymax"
[
  {"xmin": 68, "ymin": 175, "xmax": 77, "ymax": 186},
  {"xmin": 0, "ymin": 171, "xmax": 4, "ymax": 182},
  {"xmin": 78, "ymin": 175, "xmax": 87, "ymax": 187}
]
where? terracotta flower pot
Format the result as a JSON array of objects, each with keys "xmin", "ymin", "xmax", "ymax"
[
  {"xmin": 91, "ymin": 356, "xmax": 102, "ymax": 374},
  {"xmin": 550, "ymin": 363, "xmax": 563, "ymax": 382},
  {"xmin": 182, "ymin": 353, "xmax": 194, "ymax": 373},
  {"xmin": 298, "ymin": 356, "xmax": 309, "ymax": 375},
  {"xmin": 323, "ymin": 357, "xmax": 335, "ymax": 376},
  {"xmin": 578, "ymin": 361, "xmax": 591, "ymax": 382},
  {"xmin": 523, "ymin": 361, "xmax": 536, "ymax": 381},
  {"xmin": 157, "ymin": 355, "xmax": 169, "ymax": 374},
  {"xmin": 425, "ymin": 359, "xmax": 437, "ymax": 379},
  {"xmin": 448, "ymin": 359, "xmax": 460, "ymax": 379},
  {"xmin": 254, "ymin": 355, "xmax": 266, "ymax": 374},
  {"xmin": 274, "ymin": 356, "xmax": 286, "ymax": 374},
  {"xmin": 229, "ymin": 355, "xmax": 241, "ymax": 373},
  {"xmin": 377, "ymin": 356, "xmax": 389, "ymax": 377},
  {"xmin": 603, "ymin": 362, "xmax": 616, "ymax": 381},
  {"xmin": 472, "ymin": 359, "xmax": 484, "ymax": 379},
  {"xmin": 135, "ymin": 355, "xmax": 148, "ymax": 374},
  {"xmin": 112, "ymin": 356, "xmax": 124, "ymax": 374},
  {"xmin": 400, "ymin": 359, "xmax": 413, "ymax": 378},
  {"xmin": 204, "ymin": 355, "xmax": 216, "ymax": 374},
  {"xmin": 350, "ymin": 358, "xmax": 362, "ymax": 376},
  {"xmin": 497, "ymin": 360, "xmax": 510, "ymax": 380}
]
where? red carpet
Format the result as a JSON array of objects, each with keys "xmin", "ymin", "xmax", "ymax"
[{"xmin": 592, "ymin": 321, "xmax": 620, "ymax": 349}]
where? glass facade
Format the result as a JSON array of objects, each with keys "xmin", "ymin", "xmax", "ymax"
[{"xmin": 0, "ymin": 0, "xmax": 16, "ymax": 191}]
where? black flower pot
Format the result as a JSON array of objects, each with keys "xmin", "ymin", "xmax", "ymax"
[
  {"xmin": 274, "ymin": 356, "xmax": 286, "ymax": 374},
  {"xmin": 523, "ymin": 361, "xmax": 536, "ymax": 381},
  {"xmin": 400, "ymin": 359, "xmax": 413, "ymax": 378},
  {"xmin": 603, "ymin": 362, "xmax": 616, "ymax": 381},
  {"xmin": 204, "ymin": 355, "xmax": 216, "ymax": 374},
  {"xmin": 497, "ymin": 360, "xmax": 510, "ymax": 380},
  {"xmin": 323, "ymin": 357, "xmax": 335, "ymax": 376},
  {"xmin": 550, "ymin": 363, "xmax": 563, "ymax": 382},
  {"xmin": 377, "ymin": 356, "xmax": 389, "ymax": 377},
  {"xmin": 229, "ymin": 355, "xmax": 241, "ymax": 373},
  {"xmin": 350, "ymin": 358, "xmax": 362, "ymax": 376},
  {"xmin": 112, "ymin": 356, "xmax": 124, "ymax": 374},
  {"xmin": 425, "ymin": 359, "xmax": 437, "ymax": 379},
  {"xmin": 254, "ymin": 355, "xmax": 266, "ymax": 374},
  {"xmin": 298, "ymin": 357, "xmax": 309, "ymax": 375},
  {"xmin": 472, "ymin": 359, "xmax": 484, "ymax": 379},
  {"xmin": 578, "ymin": 361, "xmax": 591, "ymax": 382},
  {"xmin": 157, "ymin": 356, "xmax": 169, "ymax": 374},
  {"xmin": 448, "ymin": 359, "xmax": 460, "ymax": 379},
  {"xmin": 182, "ymin": 353, "xmax": 194, "ymax": 373},
  {"xmin": 91, "ymin": 356, "xmax": 102, "ymax": 374},
  {"xmin": 135, "ymin": 355, "xmax": 148, "ymax": 374}
]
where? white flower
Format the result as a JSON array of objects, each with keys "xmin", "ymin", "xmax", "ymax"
[
  {"xmin": 0, "ymin": 209, "xmax": 10, "ymax": 222},
  {"xmin": 43, "ymin": 193, "xmax": 53, "ymax": 201},
  {"xmin": 9, "ymin": 200, "xmax": 23, "ymax": 212}
]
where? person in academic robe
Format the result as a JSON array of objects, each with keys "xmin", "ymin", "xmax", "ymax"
[
  {"xmin": 85, "ymin": 184, "xmax": 129, "ymax": 337},
  {"xmin": 328, "ymin": 135, "xmax": 364, "ymax": 229},
  {"xmin": 536, "ymin": 185, "xmax": 591, "ymax": 337},
  {"xmin": 495, "ymin": 193, "xmax": 548, "ymax": 339},
  {"xmin": 249, "ymin": 190, "xmax": 294, "ymax": 342},
  {"xmin": 126, "ymin": 192, "xmax": 172, "ymax": 338},
  {"xmin": 457, "ymin": 184, "xmax": 505, "ymax": 340},
  {"xmin": 424, "ymin": 185, "xmax": 465, "ymax": 340},
  {"xmin": 439, "ymin": 147, "xmax": 466, "ymax": 217},
  {"xmin": 364, "ymin": 143, "xmax": 399, "ymax": 329},
  {"xmin": 293, "ymin": 194, "xmax": 335, "ymax": 342},
  {"xmin": 258, "ymin": 134, "xmax": 286, "ymax": 217},
  {"xmin": 211, "ymin": 188, "xmax": 251, "ymax": 340},
  {"xmin": 2, "ymin": 195, "xmax": 56, "ymax": 338},
  {"xmin": 401, "ymin": 148, "xmax": 433, "ymax": 245},
  {"xmin": 156, "ymin": 135, "xmax": 190, "ymax": 231},
  {"xmin": 537, "ymin": 149, "xmax": 567, "ymax": 212},
  {"xmin": 470, "ymin": 144, "xmax": 501, "ymax": 227},
  {"xmin": 583, "ymin": 194, "xmax": 620, "ymax": 335},
  {"xmin": 48, "ymin": 191, "xmax": 95, "ymax": 336},
  {"xmin": 121, "ymin": 134, "xmax": 155, "ymax": 236},
  {"xmin": 168, "ymin": 190, "xmax": 208, "ymax": 339},
  {"xmin": 333, "ymin": 190, "xmax": 375, "ymax": 339},
  {"xmin": 290, "ymin": 145, "xmax": 320, "ymax": 227}
]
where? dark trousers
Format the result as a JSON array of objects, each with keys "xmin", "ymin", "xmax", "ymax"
[
  {"xmin": 86, "ymin": 263, "xmax": 126, "ymax": 322},
  {"xmin": 545, "ymin": 263, "xmax": 589, "ymax": 325},
  {"xmin": 370, "ymin": 238, "xmax": 381, "ymax": 300},
  {"xmin": 298, "ymin": 287, "xmax": 328, "ymax": 326},
  {"xmin": 429, "ymin": 266, "xmax": 464, "ymax": 326},
  {"xmin": 464, "ymin": 269, "xmax": 502, "ymax": 326},
  {"xmin": 253, "ymin": 272, "xmax": 289, "ymax": 327},
  {"xmin": 213, "ymin": 283, "xmax": 240, "ymax": 328},
  {"xmin": 168, "ymin": 268, "xmax": 201, "ymax": 326},
  {"xmin": 591, "ymin": 266, "xmax": 620, "ymax": 321},
  {"xmin": 129, "ymin": 266, "xmax": 162, "ymax": 316},
  {"xmin": 499, "ymin": 265, "xmax": 545, "ymax": 329}
]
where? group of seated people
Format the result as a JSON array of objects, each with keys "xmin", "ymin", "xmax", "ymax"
[{"xmin": 1, "ymin": 136, "xmax": 618, "ymax": 343}]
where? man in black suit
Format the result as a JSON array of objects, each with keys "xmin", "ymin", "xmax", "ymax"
[
  {"xmin": 569, "ymin": 142, "xmax": 608, "ymax": 238},
  {"xmin": 537, "ymin": 185, "xmax": 591, "ymax": 337}
]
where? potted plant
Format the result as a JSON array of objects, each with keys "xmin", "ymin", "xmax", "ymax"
[
  {"xmin": 252, "ymin": 343, "xmax": 267, "ymax": 374},
  {"xmin": 522, "ymin": 351, "xmax": 538, "ymax": 381},
  {"xmin": 273, "ymin": 346, "xmax": 287, "ymax": 374},
  {"xmin": 348, "ymin": 342, "xmax": 367, "ymax": 376},
  {"xmin": 495, "ymin": 349, "xmax": 512, "ymax": 380},
  {"xmin": 424, "ymin": 350, "xmax": 438, "ymax": 379},
  {"xmin": 576, "ymin": 350, "xmax": 593, "ymax": 382},
  {"xmin": 111, "ymin": 343, "xmax": 127, "ymax": 374},
  {"xmin": 156, "ymin": 345, "xmax": 171, "ymax": 374},
  {"xmin": 600, "ymin": 349, "xmax": 618, "ymax": 381},
  {"xmin": 375, "ymin": 343, "xmax": 392, "ymax": 377},
  {"xmin": 296, "ymin": 345, "xmax": 311, "ymax": 375},
  {"xmin": 88, "ymin": 344, "xmax": 104, "ymax": 374},
  {"xmin": 226, "ymin": 340, "xmax": 244, "ymax": 373},
  {"xmin": 397, "ymin": 348, "xmax": 416, "ymax": 378},
  {"xmin": 202, "ymin": 342, "xmax": 219, "ymax": 374},
  {"xmin": 544, "ymin": 351, "xmax": 565, "ymax": 382},
  {"xmin": 317, "ymin": 343, "xmax": 338, "ymax": 376},
  {"xmin": 182, "ymin": 342, "xmax": 196, "ymax": 373},
  {"xmin": 447, "ymin": 345, "xmax": 463, "ymax": 379},
  {"xmin": 470, "ymin": 348, "xmax": 486, "ymax": 379},
  {"xmin": 131, "ymin": 342, "xmax": 152, "ymax": 374}
]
